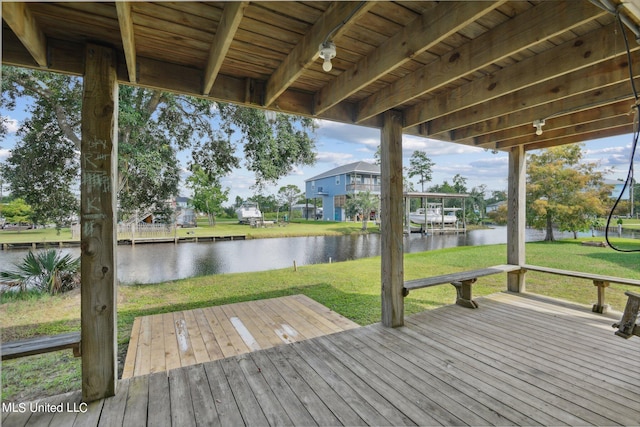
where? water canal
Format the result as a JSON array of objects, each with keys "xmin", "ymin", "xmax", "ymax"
[{"xmin": 0, "ymin": 226, "xmax": 628, "ymax": 284}]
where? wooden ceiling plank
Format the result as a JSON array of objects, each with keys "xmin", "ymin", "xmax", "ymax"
[
  {"xmin": 264, "ymin": 1, "xmax": 374, "ymax": 107},
  {"xmin": 475, "ymin": 99, "xmax": 634, "ymax": 147},
  {"xmin": 2, "ymin": 2, "xmax": 48, "ymax": 67},
  {"xmin": 356, "ymin": 1, "xmax": 605, "ymax": 123},
  {"xmin": 203, "ymin": 2, "xmax": 248, "ymax": 95},
  {"xmin": 115, "ymin": 2, "xmax": 136, "ymax": 83},
  {"xmin": 314, "ymin": 0, "xmax": 507, "ymax": 116},
  {"xmin": 406, "ymin": 21, "xmax": 637, "ymax": 130}
]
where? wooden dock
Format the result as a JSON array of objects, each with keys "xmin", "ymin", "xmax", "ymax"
[
  {"xmin": 4, "ymin": 292, "xmax": 640, "ymax": 426},
  {"xmin": 122, "ymin": 295, "xmax": 359, "ymax": 378}
]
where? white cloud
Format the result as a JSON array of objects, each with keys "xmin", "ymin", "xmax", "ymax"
[
  {"xmin": 0, "ymin": 148, "xmax": 10, "ymax": 162},
  {"xmin": 315, "ymin": 151, "xmax": 355, "ymax": 165},
  {"xmin": 5, "ymin": 118, "xmax": 19, "ymax": 134}
]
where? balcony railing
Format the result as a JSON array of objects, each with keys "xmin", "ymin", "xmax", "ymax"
[{"xmin": 346, "ymin": 183, "xmax": 381, "ymax": 193}]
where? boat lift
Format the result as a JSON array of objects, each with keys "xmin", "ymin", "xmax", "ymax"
[{"xmin": 403, "ymin": 192, "xmax": 470, "ymax": 235}]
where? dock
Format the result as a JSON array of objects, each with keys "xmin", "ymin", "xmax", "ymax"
[{"xmin": 0, "ymin": 235, "xmax": 246, "ymax": 250}]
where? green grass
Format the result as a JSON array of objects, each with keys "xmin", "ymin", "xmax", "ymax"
[{"xmin": 2, "ymin": 237, "xmax": 640, "ymax": 402}]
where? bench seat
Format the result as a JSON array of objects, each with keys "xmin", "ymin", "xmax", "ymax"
[{"xmin": 1, "ymin": 332, "xmax": 81, "ymax": 361}]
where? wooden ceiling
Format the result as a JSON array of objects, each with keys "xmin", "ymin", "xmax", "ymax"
[{"xmin": 3, "ymin": 1, "xmax": 640, "ymax": 152}]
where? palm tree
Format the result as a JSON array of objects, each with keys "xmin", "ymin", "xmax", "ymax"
[
  {"xmin": 345, "ymin": 191, "xmax": 379, "ymax": 231},
  {"xmin": 0, "ymin": 249, "xmax": 80, "ymax": 294}
]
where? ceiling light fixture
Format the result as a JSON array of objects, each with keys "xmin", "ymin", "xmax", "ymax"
[
  {"xmin": 319, "ymin": 41, "xmax": 336, "ymax": 72},
  {"xmin": 533, "ymin": 119, "xmax": 545, "ymax": 136}
]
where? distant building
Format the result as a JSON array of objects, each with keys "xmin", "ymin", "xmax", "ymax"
[
  {"xmin": 305, "ymin": 161, "xmax": 380, "ymax": 221},
  {"xmin": 486, "ymin": 201, "xmax": 506, "ymax": 213}
]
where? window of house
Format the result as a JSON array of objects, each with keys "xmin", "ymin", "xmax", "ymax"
[{"xmin": 336, "ymin": 175, "xmax": 340, "ymax": 185}]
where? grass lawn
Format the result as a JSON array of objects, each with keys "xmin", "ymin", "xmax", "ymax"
[{"xmin": 2, "ymin": 236, "xmax": 640, "ymax": 402}]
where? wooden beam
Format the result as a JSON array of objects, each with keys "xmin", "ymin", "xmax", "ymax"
[
  {"xmin": 451, "ymin": 78, "xmax": 637, "ymax": 143},
  {"xmin": 202, "ymin": 2, "xmax": 248, "ymax": 95},
  {"xmin": 2, "ymin": 2, "xmax": 47, "ymax": 67},
  {"xmin": 81, "ymin": 43, "xmax": 118, "ymax": 402},
  {"xmin": 475, "ymin": 99, "xmax": 634, "ymax": 147},
  {"xmin": 523, "ymin": 124, "xmax": 634, "ymax": 151},
  {"xmin": 494, "ymin": 115, "xmax": 634, "ymax": 150},
  {"xmin": 381, "ymin": 110, "xmax": 404, "ymax": 328},
  {"xmin": 435, "ymin": 54, "xmax": 639, "ymax": 140},
  {"xmin": 314, "ymin": 1, "xmax": 505, "ymax": 115},
  {"xmin": 356, "ymin": 1, "xmax": 604, "ymax": 123},
  {"xmin": 264, "ymin": 1, "xmax": 373, "ymax": 107},
  {"xmin": 405, "ymin": 22, "xmax": 638, "ymax": 129},
  {"xmin": 507, "ymin": 145, "xmax": 525, "ymax": 293},
  {"xmin": 115, "ymin": 2, "xmax": 136, "ymax": 83}
]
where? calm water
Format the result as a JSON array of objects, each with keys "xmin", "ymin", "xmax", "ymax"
[{"xmin": 0, "ymin": 226, "xmax": 632, "ymax": 284}]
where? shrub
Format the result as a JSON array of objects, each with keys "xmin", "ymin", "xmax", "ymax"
[{"xmin": 0, "ymin": 249, "xmax": 80, "ymax": 295}]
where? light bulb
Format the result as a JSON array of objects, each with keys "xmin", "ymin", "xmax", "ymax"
[
  {"xmin": 322, "ymin": 58, "xmax": 332, "ymax": 72},
  {"xmin": 535, "ymin": 128, "xmax": 543, "ymax": 136}
]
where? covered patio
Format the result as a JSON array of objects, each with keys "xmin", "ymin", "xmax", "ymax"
[{"xmin": 2, "ymin": 0, "xmax": 640, "ymax": 422}]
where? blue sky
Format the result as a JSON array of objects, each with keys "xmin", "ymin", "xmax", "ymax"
[{"xmin": 2, "ymin": 106, "xmax": 636, "ymax": 204}]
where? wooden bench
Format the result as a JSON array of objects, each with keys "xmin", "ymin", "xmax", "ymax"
[
  {"xmin": 403, "ymin": 264, "xmax": 521, "ymax": 308},
  {"xmin": 521, "ymin": 264, "xmax": 640, "ymax": 314},
  {"xmin": 1, "ymin": 332, "xmax": 81, "ymax": 361},
  {"xmin": 613, "ymin": 291, "xmax": 640, "ymax": 339}
]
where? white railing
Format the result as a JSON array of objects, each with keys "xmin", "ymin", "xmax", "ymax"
[{"xmin": 71, "ymin": 223, "xmax": 175, "ymax": 239}]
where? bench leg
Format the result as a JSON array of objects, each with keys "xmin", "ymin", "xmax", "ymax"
[
  {"xmin": 614, "ymin": 291, "xmax": 640, "ymax": 339},
  {"xmin": 452, "ymin": 279, "xmax": 478, "ymax": 309},
  {"xmin": 592, "ymin": 280, "xmax": 610, "ymax": 314}
]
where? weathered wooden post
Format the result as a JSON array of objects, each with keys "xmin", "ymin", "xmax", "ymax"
[
  {"xmin": 381, "ymin": 110, "xmax": 404, "ymax": 327},
  {"xmin": 80, "ymin": 43, "xmax": 118, "ymax": 401},
  {"xmin": 507, "ymin": 145, "xmax": 526, "ymax": 292}
]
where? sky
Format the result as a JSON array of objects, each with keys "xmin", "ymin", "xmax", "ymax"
[{"xmin": 1, "ymin": 104, "xmax": 637, "ymax": 205}]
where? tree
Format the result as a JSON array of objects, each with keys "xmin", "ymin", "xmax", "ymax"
[
  {"xmin": 408, "ymin": 151, "xmax": 435, "ymax": 192},
  {"xmin": 2, "ymin": 66, "xmax": 317, "ymax": 219},
  {"xmin": 1, "ymin": 198, "xmax": 33, "ymax": 226},
  {"xmin": 187, "ymin": 165, "xmax": 229, "ymax": 226},
  {"xmin": 527, "ymin": 144, "xmax": 612, "ymax": 241},
  {"xmin": 345, "ymin": 191, "xmax": 379, "ymax": 231},
  {"xmin": 452, "ymin": 174, "xmax": 467, "ymax": 193},
  {"xmin": 278, "ymin": 184, "xmax": 302, "ymax": 220}
]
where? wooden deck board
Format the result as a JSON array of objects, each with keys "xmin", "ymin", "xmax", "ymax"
[
  {"xmin": 8, "ymin": 292, "xmax": 640, "ymax": 427},
  {"xmin": 122, "ymin": 295, "xmax": 358, "ymax": 378}
]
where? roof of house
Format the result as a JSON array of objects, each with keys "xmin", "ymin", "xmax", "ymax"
[{"xmin": 306, "ymin": 161, "xmax": 380, "ymax": 182}]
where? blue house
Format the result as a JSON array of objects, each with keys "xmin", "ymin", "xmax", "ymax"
[{"xmin": 305, "ymin": 161, "xmax": 381, "ymax": 221}]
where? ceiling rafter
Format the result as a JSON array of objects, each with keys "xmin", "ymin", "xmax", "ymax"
[
  {"xmin": 313, "ymin": 0, "xmax": 507, "ymax": 116},
  {"xmin": 449, "ymin": 77, "xmax": 640, "ymax": 148},
  {"xmin": 495, "ymin": 115, "xmax": 634, "ymax": 149},
  {"xmin": 355, "ymin": 1, "xmax": 606, "ymax": 123},
  {"xmin": 264, "ymin": 1, "xmax": 374, "ymax": 108},
  {"xmin": 2, "ymin": 2, "xmax": 47, "ymax": 67},
  {"xmin": 474, "ymin": 99, "xmax": 634, "ymax": 147},
  {"xmin": 202, "ymin": 1, "xmax": 248, "ymax": 96},
  {"xmin": 115, "ymin": 2, "xmax": 136, "ymax": 83},
  {"xmin": 406, "ymin": 21, "xmax": 637, "ymax": 131},
  {"xmin": 523, "ymin": 124, "xmax": 634, "ymax": 151}
]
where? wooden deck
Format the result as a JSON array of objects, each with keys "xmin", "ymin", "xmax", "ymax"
[
  {"xmin": 3, "ymin": 292, "xmax": 640, "ymax": 426},
  {"xmin": 122, "ymin": 295, "xmax": 360, "ymax": 378}
]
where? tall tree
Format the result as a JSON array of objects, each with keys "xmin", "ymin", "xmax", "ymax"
[
  {"xmin": 345, "ymin": 191, "xmax": 379, "ymax": 231},
  {"xmin": 278, "ymin": 184, "xmax": 302, "ymax": 220},
  {"xmin": 1, "ymin": 66, "xmax": 317, "ymax": 219},
  {"xmin": 187, "ymin": 165, "xmax": 228, "ymax": 226},
  {"xmin": 408, "ymin": 151, "xmax": 435, "ymax": 192},
  {"xmin": 527, "ymin": 144, "xmax": 612, "ymax": 241}
]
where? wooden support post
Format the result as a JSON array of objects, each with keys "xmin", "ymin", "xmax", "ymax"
[
  {"xmin": 452, "ymin": 279, "xmax": 479, "ymax": 309},
  {"xmin": 381, "ymin": 110, "xmax": 404, "ymax": 327},
  {"xmin": 80, "ymin": 43, "xmax": 118, "ymax": 402},
  {"xmin": 592, "ymin": 280, "xmax": 610, "ymax": 313},
  {"xmin": 507, "ymin": 145, "xmax": 526, "ymax": 292}
]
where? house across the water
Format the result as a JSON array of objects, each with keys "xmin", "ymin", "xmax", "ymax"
[{"xmin": 305, "ymin": 161, "xmax": 380, "ymax": 221}]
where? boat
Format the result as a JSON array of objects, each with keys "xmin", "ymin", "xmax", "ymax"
[
  {"xmin": 236, "ymin": 202, "xmax": 262, "ymax": 224},
  {"xmin": 409, "ymin": 204, "xmax": 459, "ymax": 225}
]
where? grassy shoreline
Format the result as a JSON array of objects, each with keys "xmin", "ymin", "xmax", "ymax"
[{"xmin": 2, "ymin": 236, "xmax": 640, "ymax": 401}]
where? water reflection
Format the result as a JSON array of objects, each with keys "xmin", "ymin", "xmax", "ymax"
[{"xmin": 0, "ymin": 226, "xmax": 632, "ymax": 284}]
